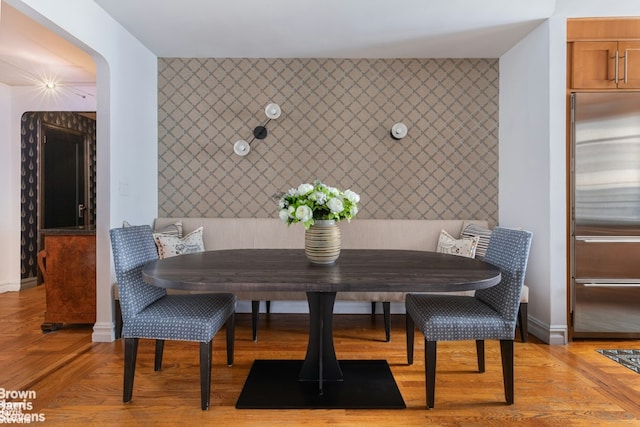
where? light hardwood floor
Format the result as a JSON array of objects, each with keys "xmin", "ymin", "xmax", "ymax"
[{"xmin": 1, "ymin": 285, "xmax": 639, "ymax": 426}]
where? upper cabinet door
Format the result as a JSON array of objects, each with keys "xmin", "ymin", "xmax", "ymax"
[
  {"xmin": 571, "ymin": 41, "xmax": 618, "ymax": 89},
  {"xmin": 618, "ymin": 41, "xmax": 640, "ymax": 89}
]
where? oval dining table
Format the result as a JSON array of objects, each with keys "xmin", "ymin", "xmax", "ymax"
[{"xmin": 142, "ymin": 248, "xmax": 501, "ymax": 409}]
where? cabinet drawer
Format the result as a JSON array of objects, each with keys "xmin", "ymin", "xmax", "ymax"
[{"xmin": 574, "ymin": 238, "xmax": 640, "ymax": 278}]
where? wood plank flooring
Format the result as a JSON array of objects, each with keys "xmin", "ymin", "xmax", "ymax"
[{"xmin": 1, "ymin": 285, "xmax": 639, "ymax": 426}]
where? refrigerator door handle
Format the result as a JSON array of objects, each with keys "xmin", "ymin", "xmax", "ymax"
[
  {"xmin": 576, "ymin": 236, "xmax": 640, "ymax": 243},
  {"xmin": 582, "ymin": 283, "xmax": 640, "ymax": 288},
  {"xmin": 575, "ymin": 278, "xmax": 640, "ymax": 287}
]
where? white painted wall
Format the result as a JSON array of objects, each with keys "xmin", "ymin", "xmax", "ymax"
[
  {"xmin": 554, "ymin": 0, "xmax": 640, "ymax": 17},
  {"xmin": 499, "ymin": 19, "xmax": 568, "ymax": 345},
  {"xmin": 0, "ymin": 83, "xmax": 16, "ymax": 293},
  {"xmin": 6, "ymin": 0, "xmax": 158, "ymax": 342}
]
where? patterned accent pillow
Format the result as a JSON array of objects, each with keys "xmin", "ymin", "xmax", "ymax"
[
  {"xmin": 123, "ymin": 220, "xmax": 183, "ymax": 237},
  {"xmin": 154, "ymin": 221, "xmax": 183, "ymax": 237},
  {"xmin": 436, "ymin": 229, "xmax": 479, "ymax": 258},
  {"xmin": 153, "ymin": 226, "xmax": 205, "ymax": 259},
  {"xmin": 460, "ymin": 223, "xmax": 492, "ymax": 259}
]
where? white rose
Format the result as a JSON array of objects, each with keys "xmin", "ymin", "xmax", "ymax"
[
  {"xmin": 327, "ymin": 197, "xmax": 344, "ymax": 214},
  {"xmin": 297, "ymin": 183, "xmax": 314, "ymax": 196},
  {"xmin": 327, "ymin": 186, "xmax": 339, "ymax": 196},
  {"xmin": 295, "ymin": 205, "xmax": 313, "ymax": 222},
  {"xmin": 287, "ymin": 206, "xmax": 295, "ymax": 217},
  {"xmin": 350, "ymin": 205, "xmax": 359, "ymax": 216},
  {"xmin": 343, "ymin": 190, "xmax": 360, "ymax": 204},
  {"xmin": 279, "ymin": 209, "xmax": 290, "ymax": 222}
]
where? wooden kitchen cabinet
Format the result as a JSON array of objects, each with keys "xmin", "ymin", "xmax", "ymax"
[
  {"xmin": 571, "ymin": 41, "xmax": 640, "ymax": 89},
  {"xmin": 568, "ymin": 15, "xmax": 640, "ymax": 91},
  {"xmin": 38, "ymin": 227, "xmax": 96, "ymax": 332}
]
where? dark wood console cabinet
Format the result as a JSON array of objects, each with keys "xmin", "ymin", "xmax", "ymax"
[{"xmin": 38, "ymin": 227, "xmax": 96, "ymax": 332}]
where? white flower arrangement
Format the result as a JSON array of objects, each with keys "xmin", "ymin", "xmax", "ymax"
[{"xmin": 278, "ymin": 180, "xmax": 360, "ymax": 229}]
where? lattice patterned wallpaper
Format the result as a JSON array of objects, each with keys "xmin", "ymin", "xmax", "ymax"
[{"xmin": 158, "ymin": 58, "xmax": 498, "ymax": 223}]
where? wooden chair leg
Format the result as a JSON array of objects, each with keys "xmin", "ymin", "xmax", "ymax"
[
  {"xmin": 500, "ymin": 339, "xmax": 514, "ymax": 405},
  {"xmin": 200, "ymin": 341, "xmax": 213, "ymax": 411},
  {"xmin": 115, "ymin": 299, "xmax": 123, "ymax": 339},
  {"xmin": 383, "ymin": 301, "xmax": 391, "ymax": 342},
  {"xmin": 123, "ymin": 337, "xmax": 138, "ymax": 403},
  {"xmin": 476, "ymin": 340, "xmax": 485, "ymax": 373},
  {"xmin": 406, "ymin": 314, "xmax": 415, "ymax": 365},
  {"xmin": 518, "ymin": 303, "xmax": 528, "ymax": 342},
  {"xmin": 226, "ymin": 313, "xmax": 235, "ymax": 366},
  {"xmin": 154, "ymin": 339, "xmax": 165, "ymax": 371},
  {"xmin": 266, "ymin": 300, "xmax": 271, "ymax": 313},
  {"xmin": 251, "ymin": 301, "xmax": 259, "ymax": 341},
  {"xmin": 425, "ymin": 340, "xmax": 437, "ymax": 409},
  {"xmin": 371, "ymin": 301, "xmax": 376, "ymax": 315}
]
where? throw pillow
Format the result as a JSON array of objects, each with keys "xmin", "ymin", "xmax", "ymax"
[
  {"xmin": 123, "ymin": 220, "xmax": 182, "ymax": 237},
  {"xmin": 153, "ymin": 226, "xmax": 205, "ymax": 259},
  {"xmin": 153, "ymin": 221, "xmax": 183, "ymax": 237},
  {"xmin": 436, "ymin": 229, "xmax": 479, "ymax": 258},
  {"xmin": 460, "ymin": 223, "xmax": 492, "ymax": 259}
]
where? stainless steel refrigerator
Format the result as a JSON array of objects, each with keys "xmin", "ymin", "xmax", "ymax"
[{"xmin": 571, "ymin": 92, "xmax": 640, "ymax": 338}]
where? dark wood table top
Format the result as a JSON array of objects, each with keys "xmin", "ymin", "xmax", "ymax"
[{"xmin": 142, "ymin": 249, "xmax": 501, "ymax": 293}]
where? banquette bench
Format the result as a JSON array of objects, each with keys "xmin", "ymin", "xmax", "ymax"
[{"xmin": 150, "ymin": 218, "xmax": 529, "ymax": 342}]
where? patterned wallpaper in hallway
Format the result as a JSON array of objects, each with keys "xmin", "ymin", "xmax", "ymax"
[{"xmin": 158, "ymin": 58, "xmax": 498, "ymax": 223}]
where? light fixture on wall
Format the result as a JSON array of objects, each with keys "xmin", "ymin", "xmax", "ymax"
[
  {"xmin": 233, "ymin": 103, "xmax": 282, "ymax": 156},
  {"xmin": 390, "ymin": 122, "xmax": 408, "ymax": 140}
]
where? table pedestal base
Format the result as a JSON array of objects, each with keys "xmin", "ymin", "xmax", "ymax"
[{"xmin": 236, "ymin": 359, "xmax": 405, "ymax": 409}]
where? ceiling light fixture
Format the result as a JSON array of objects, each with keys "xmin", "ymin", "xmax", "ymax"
[{"xmin": 233, "ymin": 102, "xmax": 282, "ymax": 156}]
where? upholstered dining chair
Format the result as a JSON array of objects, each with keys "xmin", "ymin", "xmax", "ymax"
[
  {"xmin": 405, "ymin": 227, "xmax": 532, "ymax": 409},
  {"xmin": 110, "ymin": 225, "xmax": 236, "ymax": 411},
  {"xmin": 375, "ymin": 286, "xmax": 529, "ymax": 342}
]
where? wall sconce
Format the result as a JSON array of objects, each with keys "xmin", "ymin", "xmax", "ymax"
[
  {"xmin": 233, "ymin": 103, "xmax": 282, "ymax": 156},
  {"xmin": 390, "ymin": 123, "xmax": 408, "ymax": 140}
]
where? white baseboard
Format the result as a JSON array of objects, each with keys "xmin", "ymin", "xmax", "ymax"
[
  {"xmin": 0, "ymin": 281, "xmax": 20, "ymax": 293},
  {"xmin": 528, "ymin": 315, "xmax": 568, "ymax": 345},
  {"xmin": 92, "ymin": 322, "xmax": 116, "ymax": 342}
]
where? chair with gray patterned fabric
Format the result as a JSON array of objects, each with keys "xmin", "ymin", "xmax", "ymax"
[
  {"xmin": 110, "ymin": 225, "xmax": 236, "ymax": 411},
  {"xmin": 405, "ymin": 226, "xmax": 532, "ymax": 409}
]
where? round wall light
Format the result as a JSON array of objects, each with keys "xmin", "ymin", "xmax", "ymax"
[
  {"xmin": 233, "ymin": 140, "xmax": 251, "ymax": 156},
  {"xmin": 265, "ymin": 103, "xmax": 282, "ymax": 119},
  {"xmin": 391, "ymin": 123, "xmax": 408, "ymax": 140}
]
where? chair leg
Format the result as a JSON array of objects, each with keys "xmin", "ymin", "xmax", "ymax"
[
  {"xmin": 200, "ymin": 341, "xmax": 213, "ymax": 411},
  {"xmin": 123, "ymin": 337, "xmax": 139, "ymax": 403},
  {"xmin": 266, "ymin": 300, "xmax": 271, "ymax": 313},
  {"xmin": 226, "ymin": 312, "xmax": 235, "ymax": 366},
  {"xmin": 476, "ymin": 340, "xmax": 485, "ymax": 373},
  {"xmin": 383, "ymin": 301, "xmax": 391, "ymax": 342},
  {"xmin": 500, "ymin": 339, "xmax": 514, "ymax": 405},
  {"xmin": 425, "ymin": 340, "xmax": 437, "ymax": 409},
  {"xmin": 154, "ymin": 339, "xmax": 165, "ymax": 371},
  {"xmin": 518, "ymin": 303, "xmax": 528, "ymax": 342},
  {"xmin": 406, "ymin": 313, "xmax": 415, "ymax": 365},
  {"xmin": 115, "ymin": 299, "xmax": 123, "ymax": 339},
  {"xmin": 371, "ymin": 301, "xmax": 376, "ymax": 315},
  {"xmin": 251, "ymin": 300, "xmax": 259, "ymax": 341}
]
